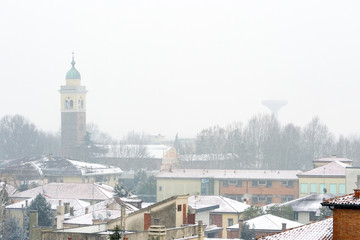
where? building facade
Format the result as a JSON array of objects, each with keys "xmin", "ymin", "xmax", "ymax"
[
  {"xmin": 156, "ymin": 169, "xmax": 300, "ymax": 205},
  {"xmin": 59, "ymin": 54, "xmax": 87, "ymax": 158}
]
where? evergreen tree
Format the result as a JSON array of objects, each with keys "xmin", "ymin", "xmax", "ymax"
[
  {"xmin": 241, "ymin": 223, "xmax": 256, "ymax": 240},
  {"xmin": 27, "ymin": 194, "xmax": 53, "ymax": 226},
  {"xmin": 241, "ymin": 206, "xmax": 264, "ymax": 220},
  {"xmin": 109, "ymin": 225, "xmax": 122, "ymax": 240},
  {"xmin": 266, "ymin": 205, "xmax": 295, "ymax": 220}
]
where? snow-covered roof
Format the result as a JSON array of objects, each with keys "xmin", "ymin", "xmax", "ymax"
[
  {"xmin": 297, "ymin": 161, "xmax": 347, "ymax": 177},
  {"xmin": 11, "ymin": 183, "xmax": 114, "ymax": 201},
  {"xmin": 100, "ymin": 144, "xmax": 173, "ymax": 158},
  {"xmin": 1, "ymin": 155, "xmax": 122, "ymax": 177},
  {"xmin": 6, "ymin": 197, "xmax": 90, "ymax": 211},
  {"xmin": 64, "ymin": 209, "xmax": 122, "ymax": 225},
  {"xmin": 279, "ymin": 193, "xmax": 337, "ymax": 212},
  {"xmin": 68, "ymin": 160, "xmax": 122, "ymax": 176},
  {"xmin": 258, "ymin": 218, "xmax": 333, "ymax": 240},
  {"xmin": 64, "ymin": 197, "xmax": 138, "ymax": 219},
  {"xmin": 180, "ymin": 154, "xmax": 236, "ymax": 162},
  {"xmin": 158, "ymin": 169, "xmax": 301, "ymax": 180},
  {"xmin": 314, "ymin": 157, "xmax": 352, "ymax": 163},
  {"xmin": 188, "ymin": 195, "xmax": 250, "ymax": 213},
  {"xmin": 322, "ymin": 191, "xmax": 360, "ymax": 207},
  {"xmin": 227, "ymin": 214, "xmax": 302, "ymax": 231}
]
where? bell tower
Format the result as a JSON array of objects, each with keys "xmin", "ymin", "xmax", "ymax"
[{"xmin": 59, "ymin": 53, "xmax": 87, "ymax": 158}]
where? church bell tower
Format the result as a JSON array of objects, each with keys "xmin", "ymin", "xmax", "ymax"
[{"xmin": 59, "ymin": 53, "xmax": 87, "ymax": 158}]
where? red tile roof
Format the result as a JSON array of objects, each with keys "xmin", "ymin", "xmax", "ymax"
[
  {"xmin": 257, "ymin": 218, "xmax": 333, "ymax": 240},
  {"xmin": 322, "ymin": 193, "xmax": 360, "ymax": 207}
]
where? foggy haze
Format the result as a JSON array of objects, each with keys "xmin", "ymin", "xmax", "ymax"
[{"xmin": 1, "ymin": 0, "xmax": 360, "ymax": 139}]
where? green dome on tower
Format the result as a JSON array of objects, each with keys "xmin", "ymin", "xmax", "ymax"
[{"xmin": 66, "ymin": 55, "xmax": 81, "ymax": 79}]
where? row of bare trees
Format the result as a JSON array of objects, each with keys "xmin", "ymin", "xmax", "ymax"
[{"xmin": 193, "ymin": 114, "xmax": 360, "ymax": 170}]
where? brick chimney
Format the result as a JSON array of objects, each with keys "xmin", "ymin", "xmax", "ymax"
[
  {"xmin": 282, "ymin": 223, "xmax": 287, "ymax": 231},
  {"xmin": 354, "ymin": 189, "xmax": 360, "ymax": 198},
  {"xmin": 238, "ymin": 218, "xmax": 244, "ymax": 239}
]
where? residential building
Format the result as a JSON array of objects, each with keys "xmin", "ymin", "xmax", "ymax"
[
  {"xmin": 0, "ymin": 155, "xmax": 122, "ymax": 187},
  {"xmin": 5, "ymin": 197, "xmax": 89, "ymax": 230},
  {"xmin": 226, "ymin": 214, "xmax": 302, "ymax": 239},
  {"xmin": 297, "ymin": 161, "xmax": 347, "ymax": 197},
  {"xmin": 345, "ymin": 166, "xmax": 360, "ymax": 194},
  {"xmin": 156, "ymin": 169, "xmax": 300, "ymax": 206},
  {"xmin": 322, "ymin": 189, "xmax": 360, "ymax": 239},
  {"xmin": 93, "ymin": 144, "xmax": 179, "ymax": 171},
  {"xmin": 313, "ymin": 155, "xmax": 352, "ymax": 168},
  {"xmin": 257, "ymin": 217, "xmax": 333, "ymax": 240},
  {"xmin": 10, "ymin": 182, "xmax": 114, "ymax": 203},
  {"xmin": 188, "ymin": 195, "xmax": 250, "ymax": 238},
  {"xmin": 278, "ymin": 193, "xmax": 336, "ymax": 224}
]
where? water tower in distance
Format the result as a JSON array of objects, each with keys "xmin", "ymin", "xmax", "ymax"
[{"xmin": 262, "ymin": 100, "xmax": 288, "ymax": 117}]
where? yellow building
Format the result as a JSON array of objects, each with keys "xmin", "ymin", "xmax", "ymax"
[
  {"xmin": 297, "ymin": 161, "xmax": 347, "ymax": 197},
  {"xmin": 156, "ymin": 169, "xmax": 221, "ymax": 201}
]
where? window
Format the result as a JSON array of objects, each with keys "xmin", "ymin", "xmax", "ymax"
[
  {"xmin": 236, "ymin": 180, "xmax": 242, "ymax": 187},
  {"xmin": 339, "ymin": 184, "xmax": 346, "ymax": 194},
  {"xmin": 177, "ymin": 205, "xmax": 182, "ymax": 211},
  {"xmin": 309, "ymin": 212, "xmax": 316, "ymax": 221},
  {"xmin": 69, "ymin": 100, "xmax": 74, "ymax": 109},
  {"xmin": 224, "ymin": 194, "xmax": 243, "ymax": 202},
  {"xmin": 228, "ymin": 218, "xmax": 233, "ymax": 226},
  {"xmin": 258, "ymin": 180, "xmax": 266, "ymax": 185},
  {"xmin": 252, "ymin": 195, "xmax": 272, "ymax": 204},
  {"xmin": 222, "ymin": 180, "xmax": 229, "ymax": 187},
  {"xmin": 310, "ymin": 183, "xmax": 317, "ymax": 193},
  {"xmin": 229, "ymin": 179, "xmax": 237, "ymax": 185},
  {"xmin": 252, "ymin": 180, "xmax": 270, "ymax": 186},
  {"xmin": 159, "ymin": 186, "xmax": 162, "ymax": 191},
  {"xmin": 330, "ymin": 184, "xmax": 337, "ymax": 194},
  {"xmin": 281, "ymin": 195, "xmax": 294, "ymax": 203},
  {"xmin": 320, "ymin": 184, "xmax": 327, "ymax": 193},
  {"xmin": 301, "ymin": 183, "xmax": 308, "ymax": 194},
  {"xmin": 294, "ymin": 212, "xmax": 298, "ymax": 221},
  {"xmin": 282, "ymin": 181, "xmax": 293, "ymax": 188},
  {"xmin": 266, "ymin": 181, "xmax": 272, "ymax": 187}
]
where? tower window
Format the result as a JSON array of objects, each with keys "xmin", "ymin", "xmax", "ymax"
[
  {"xmin": 69, "ymin": 100, "xmax": 74, "ymax": 109},
  {"xmin": 65, "ymin": 100, "xmax": 69, "ymax": 109}
]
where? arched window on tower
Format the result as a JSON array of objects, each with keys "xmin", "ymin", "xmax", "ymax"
[
  {"xmin": 65, "ymin": 100, "xmax": 69, "ymax": 109},
  {"xmin": 69, "ymin": 100, "xmax": 74, "ymax": 109}
]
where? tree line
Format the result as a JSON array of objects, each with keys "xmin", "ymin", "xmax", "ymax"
[{"xmin": 190, "ymin": 114, "xmax": 360, "ymax": 170}]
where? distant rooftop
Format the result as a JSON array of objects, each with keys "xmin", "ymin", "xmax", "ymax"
[
  {"xmin": 322, "ymin": 190, "xmax": 360, "ymax": 208},
  {"xmin": 11, "ymin": 183, "xmax": 114, "ymax": 201},
  {"xmin": 314, "ymin": 157, "xmax": 352, "ymax": 163},
  {"xmin": 227, "ymin": 214, "xmax": 302, "ymax": 231},
  {"xmin": 279, "ymin": 193, "xmax": 337, "ymax": 212},
  {"xmin": 157, "ymin": 169, "xmax": 301, "ymax": 180},
  {"xmin": 188, "ymin": 195, "xmax": 250, "ymax": 213},
  {"xmin": 297, "ymin": 161, "xmax": 347, "ymax": 178},
  {"xmin": 258, "ymin": 218, "xmax": 333, "ymax": 240}
]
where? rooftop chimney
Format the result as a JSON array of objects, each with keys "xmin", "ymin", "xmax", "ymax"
[
  {"xmin": 238, "ymin": 218, "xmax": 244, "ymax": 239},
  {"xmin": 282, "ymin": 223, "xmax": 287, "ymax": 231},
  {"xmin": 354, "ymin": 189, "xmax": 360, "ymax": 198}
]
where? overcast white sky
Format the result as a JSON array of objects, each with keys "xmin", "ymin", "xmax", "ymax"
[{"xmin": 1, "ymin": 0, "xmax": 360, "ymax": 140}]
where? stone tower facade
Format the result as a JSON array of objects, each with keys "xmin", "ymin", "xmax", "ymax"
[{"xmin": 59, "ymin": 54, "xmax": 87, "ymax": 158}]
